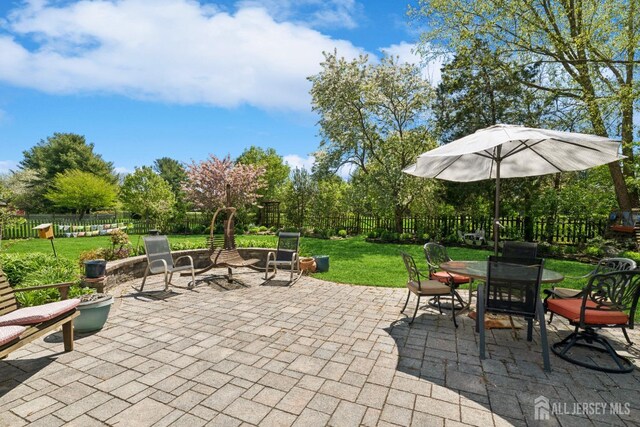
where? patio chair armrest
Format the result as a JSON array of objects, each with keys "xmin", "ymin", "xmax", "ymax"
[
  {"xmin": 148, "ymin": 259, "xmax": 168, "ymax": 272},
  {"xmin": 14, "ymin": 282, "xmax": 76, "ymax": 300},
  {"xmin": 174, "ymin": 255, "xmax": 194, "ymax": 266},
  {"xmin": 265, "ymin": 251, "xmax": 276, "ymax": 265},
  {"xmin": 564, "ymin": 270, "xmax": 595, "ymax": 280}
]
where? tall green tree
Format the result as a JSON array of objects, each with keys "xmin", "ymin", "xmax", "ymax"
[
  {"xmin": 153, "ymin": 157, "xmax": 189, "ymax": 213},
  {"xmin": 18, "ymin": 133, "xmax": 115, "ymax": 212},
  {"xmin": 3, "ymin": 169, "xmax": 43, "ymax": 213},
  {"xmin": 412, "ymin": 0, "xmax": 640, "ymax": 210},
  {"xmin": 433, "ymin": 40, "xmax": 567, "ymax": 235},
  {"xmin": 0, "ymin": 178, "xmax": 26, "ymax": 248},
  {"xmin": 309, "ymin": 52, "xmax": 437, "ymax": 231},
  {"xmin": 120, "ymin": 167, "xmax": 175, "ymax": 228},
  {"xmin": 236, "ymin": 146, "xmax": 290, "ymax": 202},
  {"xmin": 284, "ymin": 168, "xmax": 315, "ymax": 228},
  {"xmin": 45, "ymin": 170, "xmax": 118, "ymax": 220}
]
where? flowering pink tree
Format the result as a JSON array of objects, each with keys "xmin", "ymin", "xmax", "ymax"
[{"xmin": 184, "ymin": 155, "xmax": 265, "ymax": 211}]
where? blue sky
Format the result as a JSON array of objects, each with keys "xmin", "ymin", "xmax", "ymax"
[{"xmin": 0, "ymin": 0, "xmax": 440, "ymax": 175}]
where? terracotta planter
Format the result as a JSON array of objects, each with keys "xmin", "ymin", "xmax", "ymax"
[{"xmin": 299, "ymin": 257, "xmax": 317, "ymax": 273}]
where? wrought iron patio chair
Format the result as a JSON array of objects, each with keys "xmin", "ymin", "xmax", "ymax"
[
  {"xmin": 400, "ymin": 251, "xmax": 460, "ymax": 326},
  {"xmin": 264, "ymin": 232, "xmax": 302, "ymax": 285},
  {"xmin": 141, "ymin": 235, "xmax": 195, "ymax": 291},
  {"xmin": 544, "ymin": 258, "xmax": 637, "ymax": 330},
  {"xmin": 546, "ymin": 270, "xmax": 640, "ymax": 373},
  {"xmin": 478, "ymin": 256, "xmax": 550, "ymax": 371},
  {"xmin": 424, "ymin": 242, "xmax": 472, "ymax": 308}
]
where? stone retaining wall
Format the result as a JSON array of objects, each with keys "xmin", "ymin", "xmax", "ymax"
[{"xmin": 100, "ymin": 248, "xmax": 273, "ymax": 292}]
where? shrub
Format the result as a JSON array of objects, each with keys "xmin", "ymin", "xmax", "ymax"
[
  {"xmin": 400, "ymin": 232, "xmax": 413, "ymax": 241},
  {"xmin": 0, "ymin": 253, "xmax": 74, "ymax": 286},
  {"xmin": 79, "ymin": 249, "xmax": 108, "ymax": 267},
  {"xmin": 248, "ymin": 227, "xmax": 260, "ymax": 234},
  {"xmin": 0, "ymin": 253, "xmax": 81, "ymax": 306},
  {"xmin": 338, "ymin": 229, "xmax": 347, "ymax": 238},
  {"xmin": 620, "ymin": 251, "xmax": 640, "ymax": 264},
  {"xmin": 259, "ymin": 226, "xmax": 268, "ymax": 232},
  {"xmin": 380, "ymin": 231, "xmax": 399, "ymax": 242},
  {"xmin": 170, "ymin": 240, "xmax": 208, "ymax": 251},
  {"xmin": 235, "ymin": 238, "xmax": 273, "ymax": 249},
  {"xmin": 367, "ymin": 231, "xmax": 378, "ymax": 239},
  {"xmin": 585, "ymin": 246, "xmax": 602, "ymax": 257}
]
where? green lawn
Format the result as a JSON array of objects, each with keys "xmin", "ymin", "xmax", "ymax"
[{"xmin": 2, "ymin": 234, "xmax": 595, "ymax": 292}]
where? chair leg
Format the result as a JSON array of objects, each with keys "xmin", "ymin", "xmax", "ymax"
[
  {"xmin": 140, "ymin": 266, "xmax": 150, "ymax": 291},
  {"xmin": 551, "ymin": 328, "xmax": 633, "ymax": 373},
  {"xmin": 190, "ymin": 268, "xmax": 196, "ymax": 289},
  {"xmin": 451, "ymin": 290, "xmax": 458, "ymax": 329},
  {"xmin": 410, "ymin": 295, "xmax": 421, "ymax": 324},
  {"xmin": 526, "ymin": 319, "xmax": 533, "ymax": 342},
  {"xmin": 548, "ymin": 311, "xmax": 554, "ymax": 325},
  {"xmin": 622, "ymin": 327, "xmax": 633, "ymax": 346},
  {"xmin": 478, "ymin": 284, "xmax": 486, "ymax": 359},
  {"xmin": 536, "ymin": 298, "xmax": 551, "ymax": 372},
  {"xmin": 401, "ymin": 291, "xmax": 411, "ymax": 313},
  {"xmin": 164, "ymin": 270, "xmax": 170, "ymax": 291},
  {"xmin": 436, "ymin": 297, "xmax": 443, "ymax": 315}
]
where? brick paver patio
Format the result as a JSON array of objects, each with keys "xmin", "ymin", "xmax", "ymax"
[{"xmin": 1, "ymin": 270, "xmax": 639, "ymax": 426}]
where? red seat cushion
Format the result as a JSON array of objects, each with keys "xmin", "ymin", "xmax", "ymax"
[
  {"xmin": 0, "ymin": 299, "xmax": 80, "ymax": 326},
  {"xmin": 547, "ymin": 298, "xmax": 629, "ymax": 325},
  {"xmin": 0, "ymin": 325, "xmax": 26, "ymax": 346},
  {"xmin": 431, "ymin": 271, "xmax": 471, "ymax": 284}
]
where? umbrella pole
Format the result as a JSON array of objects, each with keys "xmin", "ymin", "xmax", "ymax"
[{"xmin": 494, "ymin": 149, "xmax": 501, "ymax": 256}]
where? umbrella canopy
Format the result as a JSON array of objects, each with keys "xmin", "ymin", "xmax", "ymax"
[{"xmin": 403, "ymin": 124, "xmax": 624, "ymax": 253}]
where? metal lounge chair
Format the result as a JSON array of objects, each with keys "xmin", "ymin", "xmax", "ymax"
[
  {"xmin": 477, "ymin": 256, "xmax": 550, "ymax": 371},
  {"xmin": 141, "ymin": 235, "xmax": 195, "ymax": 291},
  {"xmin": 265, "ymin": 232, "xmax": 302, "ymax": 284},
  {"xmin": 546, "ymin": 270, "xmax": 640, "ymax": 373}
]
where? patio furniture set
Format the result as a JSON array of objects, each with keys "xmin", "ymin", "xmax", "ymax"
[{"xmin": 401, "ymin": 242, "xmax": 640, "ymax": 373}]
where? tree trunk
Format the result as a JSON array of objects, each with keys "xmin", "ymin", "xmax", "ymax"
[{"xmin": 394, "ymin": 205, "xmax": 404, "ymax": 234}]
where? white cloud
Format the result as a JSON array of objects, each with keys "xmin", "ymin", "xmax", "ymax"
[
  {"xmin": 380, "ymin": 41, "xmax": 444, "ymax": 85},
  {"xmin": 0, "ymin": 0, "xmax": 367, "ymax": 111},
  {"xmin": 0, "ymin": 160, "xmax": 18, "ymax": 174},
  {"xmin": 113, "ymin": 166, "xmax": 132, "ymax": 175},
  {"xmin": 283, "ymin": 154, "xmax": 315, "ymax": 171}
]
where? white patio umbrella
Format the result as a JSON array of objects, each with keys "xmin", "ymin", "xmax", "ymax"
[{"xmin": 403, "ymin": 124, "xmax": 624, "ymax": 254}]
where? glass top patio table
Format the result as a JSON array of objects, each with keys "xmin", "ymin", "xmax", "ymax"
[{"xmin": 440, "ymin": 260, "xmax": 564, "ymax": 284}]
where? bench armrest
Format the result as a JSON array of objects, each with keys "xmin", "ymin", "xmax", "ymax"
[{"xmin": 13, "ymin": 282, "xmax": 75, "ymax": 300}]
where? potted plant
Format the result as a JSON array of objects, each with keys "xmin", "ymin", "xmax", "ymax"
[
  {"xmin": 299, "ymin": 257, "xmax": 316, "ymax": 273},
  {"xmin": 74, "ymin": 293, "xmax": 114, "ymax": 333}
]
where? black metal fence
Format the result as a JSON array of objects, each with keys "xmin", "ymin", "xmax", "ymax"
[
  {"xmin": 297, "ymin": 214, "xmax": 608, "ymax": 245},
  {"xmin": 2, "ymin": 213, "xmax": 608, "ymax": 245}
]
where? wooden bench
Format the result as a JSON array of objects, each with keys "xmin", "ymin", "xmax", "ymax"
[{"xmin": 0, "ymin": 272, "xmax": 80, "ymax": 359}]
